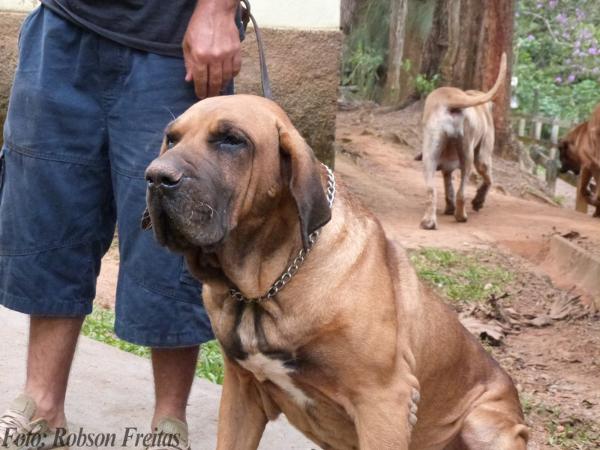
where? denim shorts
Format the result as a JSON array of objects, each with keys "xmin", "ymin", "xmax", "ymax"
[{"xmin": 0, "ymin": 6, "xmax": 220, "ymax": 347}]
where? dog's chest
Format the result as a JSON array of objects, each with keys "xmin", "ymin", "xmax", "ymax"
[
  {"xmin": 237, "ymin": 353, "xmax": 312, "ymax": 406},
  {"xmin": 220, "ymin": 301, "xmax": 312, "ymax": 407}
]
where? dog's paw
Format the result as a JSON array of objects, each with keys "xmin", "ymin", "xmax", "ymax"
[
  {"xmin": 408, "ymin": 388, "xmax": 420, "ymax": 429},
  {"xmin": 471, "ymin": 198, "xmax": 484, "ymax": 211},
  {"xmin": 454, "ymin": 212, "xmax": 468, "ymax": 223},
  {"xmin": 420, "ymin": 218, "xmax": 437, "ymax": 230}
]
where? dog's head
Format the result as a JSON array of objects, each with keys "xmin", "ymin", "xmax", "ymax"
[
  {"xmin": 143, "ymin": 95, "xmax": 331, "ymax": 255},
  {"xmin": 558, "ymin": 139, "xmax": 580, "ymax": 174},
  {"xmin": 558, "ymin": 123, "xmax": 586, "ymax": 175}
]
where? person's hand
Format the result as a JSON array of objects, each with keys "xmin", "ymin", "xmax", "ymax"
[{"xmin": 183, "ymin": 0, "xmax": 241, "ymax": 99}]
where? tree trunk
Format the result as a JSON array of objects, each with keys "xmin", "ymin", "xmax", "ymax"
[
  {"xmin": 383, "ymin": 0, "xmax": 409, "ymax": 104},
  {"xmin": 476, "ymin": 0, "xmax": 516, "ymax": 158},
  {"xmin": 420, "ymin": 0, "xmax": 516, "ymax": 157},
  {"xmin": 340, "ymin": 0, "xmax": 369, "ymax": 34}
]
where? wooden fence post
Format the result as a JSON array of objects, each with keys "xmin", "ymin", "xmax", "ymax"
[
  {"xmin": 545, "ymin": 120, "xmax": 560, "ymax": 194},
  {"xmin": 575, "ymin": 176, "xmax": 589, "ymax": 214},
  {"xmin": 518, "ymin": 118, "xmax": 526, "ymax": 137},
  {"xmin": 534, "ymin": 120, "xmax": 543, "ymax": 141}
]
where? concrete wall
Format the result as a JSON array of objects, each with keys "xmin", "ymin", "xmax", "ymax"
[
  {"xmin": 0, "ymin": 0, "xmax": 37, "ymax": 11},
  {"xmin": 0, "ymin": 1, "xmax": 341, "ymax": 165},
  {"xmin": 0, "ymin": 11, "xmax": 22, "ymax": 142}
]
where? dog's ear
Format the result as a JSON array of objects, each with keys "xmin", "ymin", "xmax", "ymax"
[
  {"xmin": 277, "ymin": 121, "xmax": 332, "ymax": 249},
  {"xmin": 141, "ymin": 134, "xmax": 171, "ymax": 230},
  {"xmin": 159, "ymin": 133, "xmax": 170, "ymax": 156},
  {"xmin": 141, "ymin": 207, "xmax": 152, "ymax": 230}
]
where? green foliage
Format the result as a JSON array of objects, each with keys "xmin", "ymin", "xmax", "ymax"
[
  {"xmin": 414, "ymin": 73, "xmax": 440, "ymax": 97},
  {"xmin": 516, "ymin": 0, "xmax": 600, "ymax": 121},
  {"xmin": 400, "ymin": 59, "xmax": 440, "ymax": 98},
  {"xmin": 409, "ymin": 248, "xmax": 512, "ymax": 303},
  {"xmin": 344, "ymin": 41, "xmax": 386, "ymax": 98},
  {"xmin": 342, "ymin": 0, "xmax": 390, "ymax": 98},
  {"xmin": 197, "ymin": 340, "xmax": 225, "ymax": 384},
  {"xmin": 82, "ymin": 307, "xmax": 225, "ymax": 384},
  {"xmin": 82, "ymin": 307, "xmax": 150, "ymax": 358}
]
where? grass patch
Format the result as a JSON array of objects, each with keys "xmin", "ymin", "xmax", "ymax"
[
  {"xmin": 409, "ymin": 248, "xmax": 512, "ymax": 303},
  {"xmin": 520, "ymin": 394, "xmax": 600, "ymax": 449},
  {"xmin": 82, "ymin": 307, "xmax": 224, "ymax": 384},
  {"xmin": 553, "ymin": 195, "xmax": 566, "ymax": 206}
]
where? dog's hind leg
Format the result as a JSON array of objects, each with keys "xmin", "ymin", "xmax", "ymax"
[
  {"xmin": 472, "ymin": 135, "xmax": 494, "ymax": 212},
  {"xmin": 454, "ymin": 376, "xmax": 528, "ymax": 450},
  {"xmin": 456, "ymin": 396, "xmax": 528, "ymax": 450},
  {"xmin": 420, "ymin": 130, "xmax": 443, "ymax": 230},
  {"xmin": 443, "ymin": 171, "xmax": 456, "ymax": 215},
  {"xmin": 454, "ymin": 140, "xmax": 473, "ymax": 223}
]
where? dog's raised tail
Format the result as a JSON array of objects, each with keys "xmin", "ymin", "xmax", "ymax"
[{"xmin": 447, "ymin": 52, "xmax": 507, "ymax": 110}]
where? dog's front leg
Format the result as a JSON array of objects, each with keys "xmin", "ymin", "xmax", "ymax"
[
  {"xmin": 216, "ymin": 358, "xmax": 268, "ymax": 450},
  {"xmin": 353, "ymin": 388, "xmax": 418, "ymax": 450},
  {"xmin": 594, "ymin": 179, "xmax": 600, "ymax": 217},
  {"xmin": 442, "ymin": 171, "xmax": 456, "ymax": 215},
  {"xmin": 579, "ymin": 167, "xmax": 597, "ymax": 207}
]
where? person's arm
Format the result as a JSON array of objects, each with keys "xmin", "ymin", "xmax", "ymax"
[{"xmin": 183, "ymin": 0, "xmax": 241, "ymax": 99}]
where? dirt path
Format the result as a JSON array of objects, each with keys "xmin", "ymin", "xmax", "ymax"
[{"xmin": 336, "ymin": 107, "xmax": 600, "ymax": 448}]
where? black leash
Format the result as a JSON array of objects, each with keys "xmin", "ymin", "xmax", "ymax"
[{"xmin": 240, "ymin": 0, "xmax": 273, "ymax": 100}]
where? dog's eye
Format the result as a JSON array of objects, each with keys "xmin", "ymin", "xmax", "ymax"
[
  {"xmin": 165, "ymin": 134, "xmax": 178, "ymax": 150},
  {"xmin": 214, "ymin": 133, "xmax": 246, "ymax": 151}
]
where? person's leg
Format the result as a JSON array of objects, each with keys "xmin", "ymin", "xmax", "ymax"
[
  {"xmin": 106, "ymin": 46, "xmax": 217, "ymax": 441},
  {"xmin": 0, "ymin": 6, "xmax": 113, "ymax": 441},
  {"xmin": 151, "ymin": 346, "xmax": 200, "ymax": 428},
  {"xmin": 24, "ymin": 317, "xmax": 84, "ymax": 428}
]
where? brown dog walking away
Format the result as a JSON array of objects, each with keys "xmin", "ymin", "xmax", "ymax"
[
  {"xmin": 559, "ymin": 105, "xmax": 600, "ymax": 217},
  {"xmin": 143, "ymin": 95, "xmax": 528, "ymax": 450},
  {"xmin": 420, "ymin": 54, "xmax": 507, "ymax": 230}
]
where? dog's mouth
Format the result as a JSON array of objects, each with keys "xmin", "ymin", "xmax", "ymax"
[{"xmin": 145, "ymin": 185, "xmax": 227, "ymax": 253}]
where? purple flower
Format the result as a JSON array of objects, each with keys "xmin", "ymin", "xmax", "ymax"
[
  {"xmin": 555, "ymin": 76, "xmax": 563, "ymax": 83},
  {"xmin": 527, "ymin": 34, "xmax": 535, "ymax": 41},
  {"xmin": 556, "ymin": 13, "xmax": 567, "ymax": 24},
  {"xmin": 589, "ymin": 47, "xmax": 598, "ymax": 55},
  {"xmin": 549, "ymin": 0, "xmax": 557, "ymax": 8},
  {"xmin": 567, "ymin": 74, "xmax": 576, "ymax": 83}
]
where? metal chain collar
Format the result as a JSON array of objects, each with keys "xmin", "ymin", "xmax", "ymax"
[{"xmin": 229, "ymin": 164, "xmax": 336, "ymax": 303}]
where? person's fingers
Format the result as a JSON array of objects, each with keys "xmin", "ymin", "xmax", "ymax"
[
  {"xmin": 232, "ymin": 52, "xmax": 242, "ymax": 78},
  {"xmin": 208, "ymin": 62, "xmax": 223, "ymax": 97},
  {"xmin": 184, "ymin": 56, "xmax": 193, "ymax": 83},
  {"xmin": 193, "ymin": 64, "xmax": 209, "ymax": 99},
  {"xmin": 221, "ymin": 58, "xmax": 233, "ymax": 90}
]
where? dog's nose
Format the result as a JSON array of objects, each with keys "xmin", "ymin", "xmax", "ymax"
[{"xmin": 145, "ymin": 161, "xmax": 183, "ymax": 190}]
